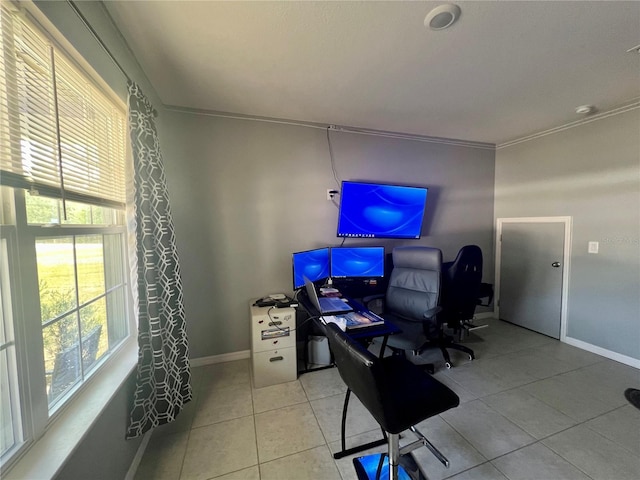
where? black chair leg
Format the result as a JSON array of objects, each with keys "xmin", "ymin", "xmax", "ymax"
[
  {"xmin": 439, "ymin": 347, "xmax": 451, "ymax": 367},
  {"xmin": 448, "ymin": 343, "xmax": 475, "ymax": 360}
]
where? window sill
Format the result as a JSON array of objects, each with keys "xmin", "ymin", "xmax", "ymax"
[{"xmin": 4, "ymin": 338, "xmax": 138, "ymax": 480}]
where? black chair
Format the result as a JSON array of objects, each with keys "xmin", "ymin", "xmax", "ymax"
[
  {"xmin": 441, "ymin": 245, "xmax": 488, "ymax": 343},
  {"xmin": 324, "ymin": 322, "xmax": 459, "ymax": 480},
  {"xmin": 365, "ymin": 246, "xmax": 474, "ymax": 369}
]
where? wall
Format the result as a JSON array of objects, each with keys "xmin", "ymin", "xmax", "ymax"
[
  {"xmin": 495, "ymin": 108, "xmax": 640, "ymax": 362},
  {"xmin": 158, "ymin": 112, "xmax": 496, "ymax": 359},
  {"xmin": 54, "ymin": 372, "xmax": 139, "ymax": 480}
]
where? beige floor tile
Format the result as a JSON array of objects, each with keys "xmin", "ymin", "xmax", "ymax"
[
  {"xmin": 521, "ymin": 371, "xmax": 618, "ymax": 422},
  {"xmin": 212, "ymin": 466, "xmax": 260, "ymax": 480},
  {"xmin": 440, "ymin": 400, "xmax": 535, "ymax": 460},
  {"xmin": 409, "ymin": 416, "xmax": 487, "ymax": 480},
  {"xmin": 298, "ymin": 367, "xmax": 347, "ymax": 401},
  {"xmin": 447, "ymin": 462, "xmax": 508, "ymax": 480},
  {"xmin": 259, "ymin": 445, "xmax": 341, "ymax": 480},
  {"xmin": 585, "ymin": 404, "xmax": 640, "ymax": 454},
  {"xmin": 192, "ymin": 381, "xmax": 253, "ymax": 428},
  {"xmin": 492, "ymin": 442, "xmax": 591, "ymax": 480},
  {"xmin": 254, "ymin": 402, "xmax": 325, "ymax": 463},
  {"xmin": 192, "ymin": 359, "xmax": 251, "ymax": 392},
  {"xmin": 433, "ymin": 370, "xmax": 478, "ymax": 404},
  {"xmin": 135, "ymin": 431, "xmax": 188, "ymax": 480},
  {"xmin": 310, "ymin": 391, "xmax": 379, "ymax": 444},
  {"xmin": 531, "ymin": 343, "xmax": 607, "ymax": 369},
  {"xmin": 482, "ymin": 388, "xmax": 576, "ymax": 439},
  {"xmin": 543, "ymin": 424, "xmax": 640, "ymax": 480},
  {"xmin": 180, "ymin": 416, "xmax": 257, "ymax": 480},
  {"xmin": 252, "ymin": 380, "xmax": 308, "ymax": 413}
]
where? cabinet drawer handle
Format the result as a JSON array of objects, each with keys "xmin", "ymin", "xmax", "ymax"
[
  {"xmin": 269, "ymin": 321, "xmax": 282, "ymax": 326},
  {"xmin": 269, "ymin": 356, "xmax": 284, "ymax": 362}
]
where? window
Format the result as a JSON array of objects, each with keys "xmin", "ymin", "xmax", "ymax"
[{"xmin": 0, "ymin": 3, "xmax": 131, "ymax": 469}]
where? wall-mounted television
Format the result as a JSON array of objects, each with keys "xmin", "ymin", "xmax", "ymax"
[
  {"xmin": 336, "ymin": 181, "xmax": 429, "ymax": 239},
  {"xmin": 330, "ymin": 246, "xmax": 385, "ymax": 278},
  {"xmin": 292, "ymin": 247, "xmax": 330, "ymax": 290}
]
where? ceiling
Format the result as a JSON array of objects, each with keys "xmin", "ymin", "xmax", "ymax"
[{"xmin": 104, "ymin": 1, "xmax": 640, "ymax": 146}]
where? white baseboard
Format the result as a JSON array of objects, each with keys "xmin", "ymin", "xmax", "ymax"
[
  {"xmin": 125, "ymin": 430, "xmax": 152, "ymax": 480},
  {"xmin": 190, "ymin": 350, "xmax": 251, "ymax": 368},
  {"xmin": 564, "ymin": 336, "xmax": 640, "ymax": 369}
]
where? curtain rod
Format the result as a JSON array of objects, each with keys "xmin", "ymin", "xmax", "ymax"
[{"xmin": 66, "ymin": 0, "xmax": 131, "ymax": 84}]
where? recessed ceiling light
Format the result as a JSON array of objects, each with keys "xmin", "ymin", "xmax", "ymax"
[
  {"xmin": 575, "ymin": 105, "xmax": 596, "ymax": 115},
  {"xmin": 424, "ymin": 4, "xmax": 461, "ymax": 30}
]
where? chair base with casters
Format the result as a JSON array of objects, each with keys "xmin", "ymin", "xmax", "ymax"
[
  {"xmin": 380, "ymin": 310, "xmax": 475, "ymax": 370},
  {"xmin": 324, "ymin": 323, "xmax": 460, "ymax": 480}
]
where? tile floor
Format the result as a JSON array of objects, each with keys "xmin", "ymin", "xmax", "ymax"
[{"xmin": 135, "ymin": 318, "xmax": 640, "ymax": 480}]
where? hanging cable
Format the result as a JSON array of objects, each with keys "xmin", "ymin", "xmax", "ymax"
[{"xmin": 326, "ymin": 127, "xmax": 341, "ymax": 187}]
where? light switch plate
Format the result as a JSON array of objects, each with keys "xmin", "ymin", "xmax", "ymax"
[{"xmin": 588, "ymin": 241, "xmax": 599, "ymax": 254}]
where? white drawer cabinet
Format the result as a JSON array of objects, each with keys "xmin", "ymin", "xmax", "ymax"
[{"xmin": 250, "ymin": 301, "xmax": 297, "ymax": 388}]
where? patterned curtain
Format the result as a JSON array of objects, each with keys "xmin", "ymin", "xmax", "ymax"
[{"xmin": 126, "ymin": 81, "xmax": 192, "ymax": 439}]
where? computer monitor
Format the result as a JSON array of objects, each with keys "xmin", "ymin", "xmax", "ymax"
[
  {"xmin": 330, "ymin": 246, "xmax": 385, "ymax": 278},
  {"xmin": 336, "ymin": 181, "xmax": 429, "ymax": 239},
  {"xmin": 292, "ymin": 247, "xmax": 330, "ymax": 290}
]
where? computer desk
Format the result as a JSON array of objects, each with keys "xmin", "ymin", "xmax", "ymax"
[{"xmin": 297, "ymin": 290, "xmax": 401, "ymax": 459}]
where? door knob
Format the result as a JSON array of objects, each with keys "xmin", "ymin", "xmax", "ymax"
[{"xmin": 552, "ymin": 262, "xmax": 561, "ymax": 268}]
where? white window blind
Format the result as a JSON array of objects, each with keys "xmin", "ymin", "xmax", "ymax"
[{"xmin": 0, "ymin": 4, "xmax": 126, "ymax": 208}]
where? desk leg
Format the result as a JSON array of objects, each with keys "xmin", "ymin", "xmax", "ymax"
[{"xmin": 379, "ymin": 334, "xmax": 389, "ymax": 358}]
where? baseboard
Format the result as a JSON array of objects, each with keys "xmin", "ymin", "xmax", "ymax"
[
  {"xmin": 125, "ymin": 430, "xmax": 152, "ymax": 480},
  {"xmin": 564, "ymin": 336, "xmax": 640, "ymax": 369},
  {"xmin": 190, "ymin": 350, "xmax": 251, "ymax": 368}
]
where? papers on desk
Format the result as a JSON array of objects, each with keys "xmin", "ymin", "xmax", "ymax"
[
  {"xmin": 322, "ymin": 311, "xmax": 385, "ymax": 331},
  {"xmin": 321, "ymin": 315, "xmax": 347, "ymax": 331}
]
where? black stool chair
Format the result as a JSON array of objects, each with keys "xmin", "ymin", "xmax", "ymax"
[{"xmin": 324, "ymin": 323, "xmax": 460, "ymax": 480}]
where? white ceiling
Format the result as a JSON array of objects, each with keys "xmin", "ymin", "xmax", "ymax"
[{"xmin": 104, "ymin": 1, "xmax": 640, "ymax": 145}]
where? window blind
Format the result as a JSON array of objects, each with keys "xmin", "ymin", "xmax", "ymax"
[{"xmin": 0, "ymin": 4, "xmax": 126, "ymax": 208}]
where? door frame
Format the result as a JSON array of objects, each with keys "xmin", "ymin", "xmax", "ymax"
[{"xmin": 495, "ymin": 216, "xmax": 572, "ymax": 341}]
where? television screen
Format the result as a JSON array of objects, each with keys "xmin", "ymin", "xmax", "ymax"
[
  {"xmin": 337, "ymin": 181, "xmax": 429, "ymax": 239},
  {"xmin": 330, "ymin": 246, "xmax": 385, "ymax": 278},
  {"xmin": 292, "ymin": 247, "xmax": 330, "ymax": 290}
]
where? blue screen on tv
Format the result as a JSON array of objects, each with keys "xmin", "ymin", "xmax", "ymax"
[
  {"xmin": 292, "ymin": 247, "xmax": 330, "ymax": 290},
  {"xmin": 330, "ymin": 247, "xmax": 385, "ymax": 278},
  {"xmin": 337, "ymin": 181, "xmax": 428, "ymax": 239}
]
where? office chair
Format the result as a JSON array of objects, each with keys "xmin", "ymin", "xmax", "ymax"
[
  {"xmin": 324, "ymin": 322, "xmax": 459, "ymax": 480},
  {"xmin": 365, "ymin": 246, "xmax": 474, "ymax": 369},
  {"xmin": 440, "ymin": 245, "xmax": 488, "ymax": 342}
]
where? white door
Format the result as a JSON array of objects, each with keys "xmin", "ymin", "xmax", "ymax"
[{"xmin": 497, "ymin": 218, "xmax": 570, "ymax": 339}]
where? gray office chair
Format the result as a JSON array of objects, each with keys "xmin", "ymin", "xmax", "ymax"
[{"xmin": 365, "ymin": 246, "xmax": 473, "ymax": 369}]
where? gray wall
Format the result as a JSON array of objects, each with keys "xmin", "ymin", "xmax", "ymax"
[
  {"xmin": 158, "ymin": 112, "xmax": 496, "ymax": 359},
  {"xmin": 54, "ymin": 371, "xmax": 139, "ymax": 480},
  {"xmin": 495, "ymin": 108, "xmax": 640, "ymax": 361}
]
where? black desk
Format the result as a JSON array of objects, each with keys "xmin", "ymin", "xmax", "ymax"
[{"xmin": 296, "ymin": 290, "xmax": 401, "ymax": 459}]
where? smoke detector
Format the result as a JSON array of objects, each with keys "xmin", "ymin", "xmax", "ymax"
[
  {"xmin": 575, "ymin": 105, "xmax": 596, "ymax": 115},
  {"xmin": 424, "ymin": 4, "xmax": 461, "ymax": 30}
]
